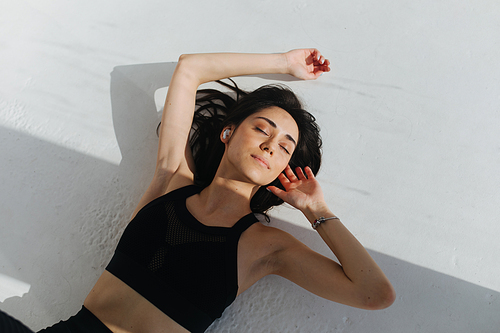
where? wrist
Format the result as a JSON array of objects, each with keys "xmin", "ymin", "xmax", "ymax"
[
  {"xmin": 281, "ymin": 52, "xmax": 291, "ymax": 75},
  {"xmin": 302, "ymin": 202, "xmax": 334, "ymax": 225}
]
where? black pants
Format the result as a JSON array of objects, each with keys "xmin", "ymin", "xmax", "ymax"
[{"xmin": 0, "ymin": 306, "xmax": 112, "ymax": 333}]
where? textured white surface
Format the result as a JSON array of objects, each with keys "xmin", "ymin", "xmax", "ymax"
[
  {"xmin": 1, "ymin": 0, "xmax": 499, "ymax": 331},
  {"xmin": 0, "ymin": 274, "xmax": 31, "ymax": 302}
]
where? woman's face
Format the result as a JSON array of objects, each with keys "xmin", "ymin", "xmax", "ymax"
[{"xmin": 221, "ymin": 106, "xmax": 299, "ymax": 186}]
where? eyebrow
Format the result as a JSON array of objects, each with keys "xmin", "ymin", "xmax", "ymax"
[{"xmin": 256, "ymin": 116, "xmax": 297, "ymax": 147}]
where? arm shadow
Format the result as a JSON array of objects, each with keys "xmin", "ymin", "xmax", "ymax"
[
  {"xmin": 207, "ymin": 217, "xmax": 500, "ymax": 332},
  {"xmin": 109, "ymin": 66, "xmax": 500, "ymax": 331},
  {"xmin": 1, "ymin": 62, "xmax": 496, "ymax": 331},
  {"xmin": 110, "ymin": 62, "xmax": 177, "ymax": 172},
  {"xmin": 109, "ymin": 65, "xmax": 298, "ymax": 183}
]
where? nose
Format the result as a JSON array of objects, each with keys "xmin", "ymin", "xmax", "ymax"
[{"xmin": 261, "ymin": 142, "xmax": 274, "ymax": 155}]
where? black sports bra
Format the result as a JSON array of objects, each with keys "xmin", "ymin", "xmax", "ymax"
[{"xmin": 106, "ymin": 185, "xmax": 259, "ymax": 332}]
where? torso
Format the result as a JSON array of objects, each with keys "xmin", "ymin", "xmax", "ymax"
[{"xmin": 84, "ymin": 194, "xmax": 285, "ymax": 333}]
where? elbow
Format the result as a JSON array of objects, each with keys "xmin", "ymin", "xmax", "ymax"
[
  {"xmin": 177, "ymin": 53, "xmax": 199, "ymax": 69},
  {"xmin": 370, "ymin": 285, "xmax": 396, "ymax": 310},
  {"xmin": 177, "ymin": 53, "xmax": 190, "ymax": 64},
  {"xmin": 361, "ymin": 281, "xmax": 396, "ymax": 310},
  {"xmin": 176, "ymin": 54, "xmax": 201, "ymax": 84},
  {"xmin": 176, "ymin": 54, "xmax": 192, "ymax": 72}
]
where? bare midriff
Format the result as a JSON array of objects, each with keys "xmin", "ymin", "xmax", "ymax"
[{"xmin": 83, "ymin": 271, "xmax": 189, "ymax": 333}]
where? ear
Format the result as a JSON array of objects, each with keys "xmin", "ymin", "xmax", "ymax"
[{"xmin": 220, "ymin": 126, "xmax": 234, "ymax": 143}]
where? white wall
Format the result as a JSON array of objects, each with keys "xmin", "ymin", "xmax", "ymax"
[{"xmin": 1, "ymin": 0, "xmax": 499, "ymax": 331}]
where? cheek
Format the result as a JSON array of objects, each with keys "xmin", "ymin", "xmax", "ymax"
[{"xmin": 274, "ymin": 156, "xmax": 291, "ymax": 174}]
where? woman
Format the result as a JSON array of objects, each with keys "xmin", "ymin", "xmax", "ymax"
[{"xmin": 1, "ymin": 49, "xmax": 395, "ymax": 333}]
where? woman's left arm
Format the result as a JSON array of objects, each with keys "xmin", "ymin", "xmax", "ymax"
[{"xmin": 267, "ymin": 166, "xmax": 396, "ymax": 310}]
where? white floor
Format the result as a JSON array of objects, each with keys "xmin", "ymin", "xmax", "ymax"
[{"xmin": 1, "ymin": 0, "xmax": 499, "ymax": 331}]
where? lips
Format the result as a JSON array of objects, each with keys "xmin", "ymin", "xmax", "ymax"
[{"xmin": 251, "ymin": 155, "xmax": 270, "ymax": 169}]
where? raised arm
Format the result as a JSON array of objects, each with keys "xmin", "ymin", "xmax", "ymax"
[
  {"xmin": 267, "ymin": 166, "xmax": 396, "ymax": 310},
  {"xmin": 131, "ymin": 49, "xmax": 330, "ymax": 218},
  {"xmin": 156, "ymin": 52, "xmax": 289, "ymax": 187},
  {"xmin": 158, "ymin": 49, "xmax": 330, "ymax": 176}
]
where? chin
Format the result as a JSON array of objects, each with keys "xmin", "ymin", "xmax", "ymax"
[
  {"xmin": 241, "ymin": 170, "xmax": 275, "ymax": 187},
  {"xmin": 229, "ymin": 157, "xmax": 281, "ymax": 186}
]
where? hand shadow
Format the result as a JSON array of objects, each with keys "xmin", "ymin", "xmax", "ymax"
[{"xmin": 110, "ymin": 64, "xmax": 299, "ymax": 177}]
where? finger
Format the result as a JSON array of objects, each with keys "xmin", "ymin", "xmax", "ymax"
[
  {"xmin": 314, "ymin": 49, "xmax": 321, "ymax": 60},
  {"xmin": 295, "ymin": 166, "xmax": 307, "ymax": 180},
  {"xmin": 278, "ymin": 172, "xmax": 290, "ymax": 185},
  {"xmin": 267, "ymin": 186, "xmax": 286, "ymax": 199},
  {"xmin": 318, "ymin": 58, "xmax": 330, "ymax": 69},
  {"xmin": 313, "ymin": 65, "xmax": 330, "ymax": 77},
  {"xmin": 310, "ymin": 48, "xmax": 319, "ymax": 59},
  {"xmin": 312, "ymin": 69, "xmax": 324, "ymax": 79},
  {"xmin": 284, "ymin": 165, "xmax": 298, "ymax": 181},
  {"xmin": 304, "ymin": 166, "xmax": 315, "ymax": 179},
  {"xmin": 322, "ymin": 59, "xmax": 331, "ymax": 71}
]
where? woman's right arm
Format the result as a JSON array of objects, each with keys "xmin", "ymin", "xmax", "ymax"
[
  {"xmin": 131, "ymin": 50, "xmax": 330, "ymax": 218},
  {"xmin": 157, "ymin": 52, "xmax": 291, "ymax": 187}
]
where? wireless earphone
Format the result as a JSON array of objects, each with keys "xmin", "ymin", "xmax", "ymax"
[{"xmin": 223, "ymin": 129, "xmax": 230, "ymax": 139}]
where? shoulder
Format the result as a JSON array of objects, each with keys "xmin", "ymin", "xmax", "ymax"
[
  {"xmin": 129, "ymin": 167, "xmax": 194, "ymax": 220},
  {"xmin": 236, "ymin": 221, "xmax": 305, "ymax": 293},
  {"xmin": 244, "ymin": 221, "xmax": 300, "ymax": 246},
  {"xmin": 240, "ymin": 221, "xmax": 306, "ymax": 269}
]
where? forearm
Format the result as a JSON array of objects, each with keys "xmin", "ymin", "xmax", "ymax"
[
  {"xmin": 177, "ymin": 52, "xmax": 289, "ymax": 85},
  {"xmin": 157, "ymin": 51, "xmax": 290, "ymax": 178},
  {"xmin": 302, "ymin": 205, "xmax": 391, "ymax": 291}
]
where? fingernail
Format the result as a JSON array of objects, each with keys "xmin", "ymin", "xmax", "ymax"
[{"xmin": 266, "ymin": 188, "xmax": 272, "ymax": 193}]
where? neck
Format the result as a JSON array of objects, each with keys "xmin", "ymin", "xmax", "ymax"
[{"xmin": 198, "ymin": 176, "xmax": 259, "ymax": 217}]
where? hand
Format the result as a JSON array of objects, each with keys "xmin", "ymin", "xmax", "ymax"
[
  {"xmin": 284, "ymin": 49, "xmax": 331, "ymax": 80},
  {"xmin": 267, "ymin": 165, "xmax": 327, "ymax": 213}
]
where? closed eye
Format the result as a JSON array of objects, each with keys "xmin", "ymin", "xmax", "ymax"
[
  {"xmin": 255, "ymin": 127, "xmax": 268, "ymax": 135},
  {"xmin": 280, "ymin": 145, "xmax": 290, "ymax": 154},
  {"xmin": 256, "ymin": 127, "xmax": 290, "ymax": 154}
]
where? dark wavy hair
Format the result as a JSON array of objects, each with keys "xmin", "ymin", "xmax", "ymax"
[{"xmin": 186, "ymin": 79, "xmax": 322, "ymax": 218}]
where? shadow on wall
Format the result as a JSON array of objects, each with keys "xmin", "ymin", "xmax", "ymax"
[
  {"xmin": 209, "ymin": 217, "xmax": 499, "ymax": 332},
  {"xmin": 0, "ymin": 62, "xmax": 498, "ymax": 332}
]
